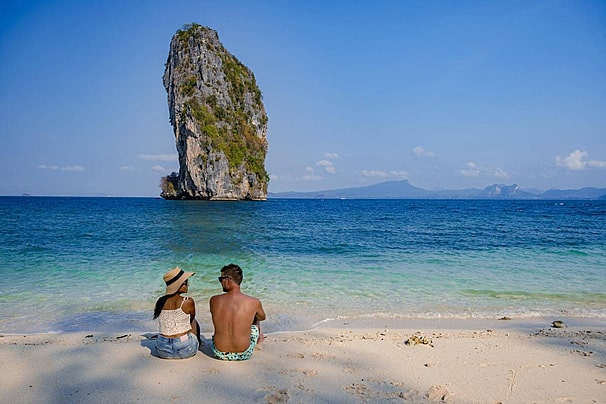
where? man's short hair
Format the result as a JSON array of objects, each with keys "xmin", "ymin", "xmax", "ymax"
[{"xmin": 221, "ymin": 263, "xmax": 243, "ymax": 284}]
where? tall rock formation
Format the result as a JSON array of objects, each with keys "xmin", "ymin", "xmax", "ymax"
[{"xmin": 161, "ymin": 24, "xmax": 268, "ymax": 200}]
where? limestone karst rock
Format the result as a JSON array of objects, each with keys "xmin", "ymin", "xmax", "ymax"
[{"xmin": 161, "ymin": 24, "xmax": 268, "ymax": 200}]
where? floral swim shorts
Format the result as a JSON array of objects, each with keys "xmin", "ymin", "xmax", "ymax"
[{"xmin": 212, "ymin": 325, "xmax": 259, "ymax": 361}]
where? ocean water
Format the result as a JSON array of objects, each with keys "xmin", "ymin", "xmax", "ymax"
[{"xmin": 0, "ymin": 197, "xmax": 604, "ymax": 334}]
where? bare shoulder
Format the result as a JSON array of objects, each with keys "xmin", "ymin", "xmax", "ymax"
[
  {"xmin": 209, "ymin": 293, "xmax": 227, "ymax": 307},
  {"xmin": 183, "ymin": 296, "xmax": 195, "ymax": 308},
  {"xmin": 244, "ymin": 294, "xmax": 263, "ymax": 306}
]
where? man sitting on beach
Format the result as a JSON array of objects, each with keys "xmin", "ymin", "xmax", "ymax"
[{"xmin": 209, "ymin": 264, "xmax": 266, "ymax": 361}]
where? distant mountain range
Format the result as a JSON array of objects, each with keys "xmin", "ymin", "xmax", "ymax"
[{"xmin": 269, "ymin": 180, "xmax": 606, "ymax": 200}]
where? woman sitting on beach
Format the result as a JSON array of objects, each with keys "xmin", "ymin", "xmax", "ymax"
[{"xmin": 153, "ymin": 267, "xmax": 201, "ymax": 359}]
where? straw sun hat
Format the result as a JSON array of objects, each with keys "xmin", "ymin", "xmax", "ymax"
[{"xmin": 163, "ymin": 267, "xmax": 194, "ymax": 295}]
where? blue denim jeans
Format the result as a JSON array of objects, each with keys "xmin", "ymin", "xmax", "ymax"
[{"xmin": 155, "ymin": 333, "xmax": 199, "ymax": 359}]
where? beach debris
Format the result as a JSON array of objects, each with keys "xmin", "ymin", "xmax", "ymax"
[
  {"xmin": 551, "ymin": 320, "xmax": 565, "ymax": 328},
  {"xmin": 116, "ymin": 334, "xmax": 130, "ymax": 340},
  {"xmin": 499, "ymin": 316, "xmax": 512, "ymax": 320},
  {"xmin": 362, "ymin": 330, "xmax": 388, "ymax": 340},
  {"xmin": 405, "ymin": 335, "xmax": 433, "ymax": 347},
  {"xmin": 82, "ymin": 335, "xmax": 96, "ymax": 345}
]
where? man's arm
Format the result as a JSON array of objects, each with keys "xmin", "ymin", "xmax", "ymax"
[
  {"xmin": 254, "ymin": 298, "xmax": 266, "ymax": 322},
  {"xmin": 253, "ymin": 298, "xmax": 266, "ymax": 343}
]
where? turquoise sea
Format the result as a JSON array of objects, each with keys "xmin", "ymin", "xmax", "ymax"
[{"xmin": 0, "ymin": 197, "xmax": 605, "ymax": 334}]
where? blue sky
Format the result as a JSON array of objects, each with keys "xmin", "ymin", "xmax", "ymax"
[{"xmin": 1, "ymin": 0, "xmax": 605, "ymax": 196}]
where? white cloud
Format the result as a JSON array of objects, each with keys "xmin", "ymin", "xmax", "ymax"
[
  {"xmin": 152, "ymin": 165, "xmax": 168, "ymax": 172},
  {"xmin": 413, "ymin": 146, "xmax": 436, "ymax": 158},
  {"xmin": 390, "ymin": 170, "xmax": 408, "ymax": 179},
  {"xmin": 360, "ymin": 170, "xmax": 408, "ymax": 180},
  {"xmin": 324, "ymin": 152, "xmax": 339, "ymax": 160},
  {"xmin": 64, "ymin": 165, "xmax": 84, "ymax": 172},
  {"xmin": 120, "ymin": 166, "xmax": 135, "ymax": 171},
  {"xmin": 138, "ymin": 154, "xmax": 178, "ymax": 161},
  {"xmin": 316, "ymin": 160, "xmax": 336, "ymax": 174},
  {"xmin": 555, "ymin": 150, "xmax": 586, "ymax": 170},
  {"xmin": 272, "ymin": 172, "xmax": 325, "ymax": 182},
  {"xmin": 38, "ymin": 164, "xmax": 84, "ymax": 172},
  {"xmin": 460, "ymin": 162, "xmax": 480, "ymax": 177},
  {"xmin": 491, "ymin": 168, "xmax": 510, "ymax": 179},
  {"xmin": 460, "ymin": 162, "xmax": 509, "ymax": 179},
  {"xmin": 302, "ymin": 174, "xmax": 323, "ymax": 181},
  {"xmin": 305, "ymin": 166, "xmax": 315, "ymax": 173},
  {"xmin": 361, "ymin": 170, "xmax": 387, "ymax": 178},
  {"xmin": 587, "ymin": 160, "xmax": 606, "ymax": 168},
  {"xmin": 555, "ymin": 149, "xmax": 606, "ymax": 171}
]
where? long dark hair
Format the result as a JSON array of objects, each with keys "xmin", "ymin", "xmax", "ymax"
[{"xmin": 153, "ymin": 293, "xmax": 177, "ymax": 319}]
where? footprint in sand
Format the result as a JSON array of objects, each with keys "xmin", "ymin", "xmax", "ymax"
[
  {"xmin": 264, "ymin": 389, "xmax": 289, "ymax": 403},
  {"xmin": 311, "ymin": 352, "xmax": 336, "ymax": 360},
  {"xmin": 344, "ymin": 383, "xmax": 371, "ymax": 398},
  {"xmin": 426, "ymin": 385, "xmax": 451, "ymax": 401},
  {"xmin": 278, "ymin": 368, "xmax": 317, "ymax": 377}
]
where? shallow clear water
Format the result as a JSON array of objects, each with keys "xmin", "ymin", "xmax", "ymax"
[{"xmin": 1, "ymin": 197, "xmax": 604, "ymax": 334}]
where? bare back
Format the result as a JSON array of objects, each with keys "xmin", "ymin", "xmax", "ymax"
[{"xmin": 210, "ymin": 291, "xmax": 265, "ymax": 353}]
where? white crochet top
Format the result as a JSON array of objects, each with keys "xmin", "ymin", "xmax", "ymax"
[{"xmin": 158, "ymin": 297, "xmax": 191, "ymax": 336}]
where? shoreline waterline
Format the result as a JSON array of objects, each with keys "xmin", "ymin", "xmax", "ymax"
[
  {"xmin": 2, "ymin": 305, "xmax": 605, "ymax": 336},
  {"xmin": 2, "ymin": 315, "xmax": 605, "ymax": 337}
]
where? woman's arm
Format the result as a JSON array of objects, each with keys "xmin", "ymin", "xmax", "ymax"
[{"xmin": 183, "ymin": 298, "xmax": 201, "ymax": 343}]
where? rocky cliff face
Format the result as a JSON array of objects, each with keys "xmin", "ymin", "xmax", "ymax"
[{"xmin": 161, "ymin": 24, "xmax": 268, "ymax": 200}]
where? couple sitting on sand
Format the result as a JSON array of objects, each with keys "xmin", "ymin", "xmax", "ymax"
[{"xmin": 152, "ymin": 263, "xmax": 266, "ymax": 361}]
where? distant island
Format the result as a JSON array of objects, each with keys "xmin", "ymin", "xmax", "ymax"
[{"xmin": 269, "ymin": 180, "xmax": 606, "ymax": 200}]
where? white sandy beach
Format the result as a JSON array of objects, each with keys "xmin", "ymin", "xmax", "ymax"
[{"xmin": 1, "ymin": 318, "xmax": 605, "ymax": 403}]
